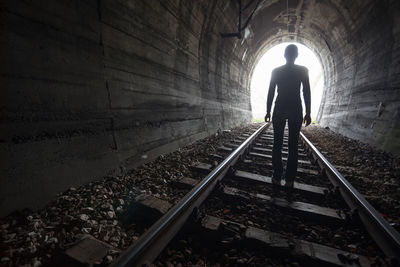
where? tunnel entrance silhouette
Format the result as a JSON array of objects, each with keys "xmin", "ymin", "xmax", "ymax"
[{"xmin": 250, "ymin": 42, "xmax": 324, "ymax": 122}]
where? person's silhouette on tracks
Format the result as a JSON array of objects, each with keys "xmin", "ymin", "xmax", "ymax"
[{"xmin": 265, "ymin": 44, "xmax": 311, "ymax": 195}]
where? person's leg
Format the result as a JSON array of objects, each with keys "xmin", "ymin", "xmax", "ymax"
[
  {"xmin": 285, "ymin": 113, "xmax": 303, "ymax": 186},
  {"xmin": 272, "ymin": 114, "xmax": 286, "ymax": 185}
]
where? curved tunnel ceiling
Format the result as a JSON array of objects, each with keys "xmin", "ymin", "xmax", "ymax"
[
  {"xmin": 244, "ymin": 0, "xmax": 349, "ymax": 118},
  {"xmin": 244, "ymin": 0, "xmax": 356, "ymax": 81},
  {"xmin": 224, "ymin": 0, "xmax": 399, "ymax": 154},
  {"xmin": 245, "ymin": 0, "xmax": 366, "ymax": 61},
  {"xmin": 1, "ymin": 0, "xmax": 398, "ymax": 215}
]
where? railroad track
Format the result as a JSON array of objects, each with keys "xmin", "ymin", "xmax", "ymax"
[{"xmin": 112, "ymin": 123, "xmax": 400, "ymax": 266}]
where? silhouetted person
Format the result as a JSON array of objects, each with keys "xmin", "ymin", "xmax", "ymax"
[{"xmin": 265, "ymin": 44, "xmax": 311, "ymax": 194}]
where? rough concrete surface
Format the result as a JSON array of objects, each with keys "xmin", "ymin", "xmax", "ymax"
[{"xmin": 1, "ymin": 0, "xmax": 399, "ymax": 215}]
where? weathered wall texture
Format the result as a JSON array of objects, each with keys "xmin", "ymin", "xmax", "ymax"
[
  {"xmin": 1, "ymin": 0, "xmax": 399, "ymax": 215},
  {"xmin": 246, "ymin": 0, "xmax": 400, "ymax": 154},
  {"xmin": 0, "ymin": 0, "xmax": 251, "ymax": 215},
  {"xmin": 316, "ymin": 1, "xmax": 400, "ymax": 153}
]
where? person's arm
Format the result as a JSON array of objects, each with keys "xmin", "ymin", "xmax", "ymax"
[
  {"xmin": 265, "ymin": 70, "xmax": 277, "ymax": 121},
  {"xmin": 302, "ymin": 67, "xmax": 311, "ymax": 126}
]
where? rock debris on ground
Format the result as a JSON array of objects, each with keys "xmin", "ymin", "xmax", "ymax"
[
  {"xmin": 1, "ymin": 122, "xmax": 397, "ymax": 266},
  {"xmin": 0, "ymin": 124, "xmax": 260, "ymax": 266},
  {"xmin": 303, "ymin": 125, "xmax": 400, "ymax": 231},
  {"xmin": 154, "ymin": 124, "xmax": 388, "ymax": 266}
]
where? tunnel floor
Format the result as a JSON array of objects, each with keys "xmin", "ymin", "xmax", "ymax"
[
  {"xmin": 0, "ymin": 123, "xmax": 399, "ymax": 266},
  {"xmin": 303, "ymin": 125, "xmax": 400, "ymax": 228}
]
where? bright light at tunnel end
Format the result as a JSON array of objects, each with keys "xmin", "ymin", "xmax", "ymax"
[{"xmin": 251, "ymin": 42, "xmax": 324, "ymax": 121}]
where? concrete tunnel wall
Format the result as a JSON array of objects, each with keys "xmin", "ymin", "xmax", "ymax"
[
  {"xmin": 245, "ymin": 0, "xmax": 400, "ymax": 155},
  {"xmin": 0, "ymin": 0, "xmax": 252, "ymax": 216},
  {"xmin": 1, "ymin": 0, "xmax": 399, "ymax": 215}
]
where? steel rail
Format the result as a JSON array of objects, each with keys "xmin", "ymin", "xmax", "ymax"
[
  {"xmin": 112, "ymin": 123, "xmax": 270, "ymax": 267},
  {"xmin": 300, "ymin": 132, "xmax": 400, "ymax": 263}
]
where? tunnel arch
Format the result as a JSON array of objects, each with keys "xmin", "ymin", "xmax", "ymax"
[
  {"xmin": 249, "ymin": 40, "xmax": 326, "ymax": 120},
  {"xmin": 241, "ymin": 0, "xmax": 355, "ymax": 123},
  {"xmin": 176, "ymin": 0, "xmax": 399, "ymax": 153},
  {"xmin": 1, "ymin": 0, "xmax": 399, "ymax": 215},
  {"xmin": 235, "ymin": 0, "xmax": 399, "ymax": 154},
  {"xmin": 247, "ymin": 34, "xmax": 335, "ymax": 121}
]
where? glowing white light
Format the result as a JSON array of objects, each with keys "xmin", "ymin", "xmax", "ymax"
[{"xmin": 251, "ymin": 42, "xmax": 323, "ymax": 120}]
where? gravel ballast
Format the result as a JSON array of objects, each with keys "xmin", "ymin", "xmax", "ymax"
[
  {"xmin": 0, "ymin": 124, "xmax": 260, "ymax": 266},
  {"xmin": 302, "ymin": 125, "xmax": 400, "ymax": 231}
]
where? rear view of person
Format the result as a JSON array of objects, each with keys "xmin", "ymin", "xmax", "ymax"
[{"xmin": 265, "ymin": 44, "xmax": 311, "ymax": 195}]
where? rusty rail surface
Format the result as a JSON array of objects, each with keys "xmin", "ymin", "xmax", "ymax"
[
  {"xmin": 300, "ymin": 132, "xmax": 400, "ymax": 263},
  {"xmin": 112, "ymin": 123, "xmax": 270, "ymax": 267}
]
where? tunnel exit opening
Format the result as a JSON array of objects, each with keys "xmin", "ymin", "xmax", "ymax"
[{"xmin": 250, "ymin": 42, "xmax": 324, "ymax": 122}]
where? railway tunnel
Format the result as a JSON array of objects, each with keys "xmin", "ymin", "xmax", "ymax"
[{"xmin": 1, "ymin": 0, "xmax": 400, "ymax": 243}]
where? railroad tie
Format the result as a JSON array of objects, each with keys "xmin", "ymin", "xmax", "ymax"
[
  {"xmin": 233, "ymin": 170, "xmax": 328, "ymax": 197},
  {"xmin": 252, "ymin": 146, "xmax": 308, "ymax": 158},
  {"xmin": 217, "ymin": 146, "xmax": 233, "ymax": 152},
  {"xmin": 249, "ymin": 152, "xmax": 312, "ymax": 166},
  {"xmin": 192, "ymin": 162, "xmax": 318, "ymax": 180},
  {"xmin": 119, "ymin": 195, "xmax": 172, "ymax": 226},
  {"xmin": 172, "ymin": 177, "xmax": 199, "ymax": 190},
  {"xmin": 191, "ymin": 162, "xmax": 214, "ymax": 173},
  {"xmin": 254, "ymin": 143, "xmax": 306, "ymax": 153},
  {"xmin": 64, "ymin": 236, "xmax": 120, "ymax": 265},
  {"xmin": 224, "ymin": 143, "xmax": 239, "ymax": 149},
  {"xmin": 244, "ymin": 158, "xmax": 318, "ymax": 176},
  {"xmin": 201, "ymin": 216, "xmax": 371, "ymax": 267},
  {"xmin": 221, "ymin": 186, "xmax": 345, "ymax": 224}
]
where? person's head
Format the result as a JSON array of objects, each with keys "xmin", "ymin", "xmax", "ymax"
[{"xmin": 284, "ymin": 44, "xmax": 298, "ymax": 64}]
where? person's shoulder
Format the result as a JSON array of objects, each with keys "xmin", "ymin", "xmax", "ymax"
[
  {"xmin": 272, "ymin": 65, "xmax": 286, "ymax": 73},
  {"xmin": 295, "ymin": 64, "xmax": 309, "ymax": 73}
]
